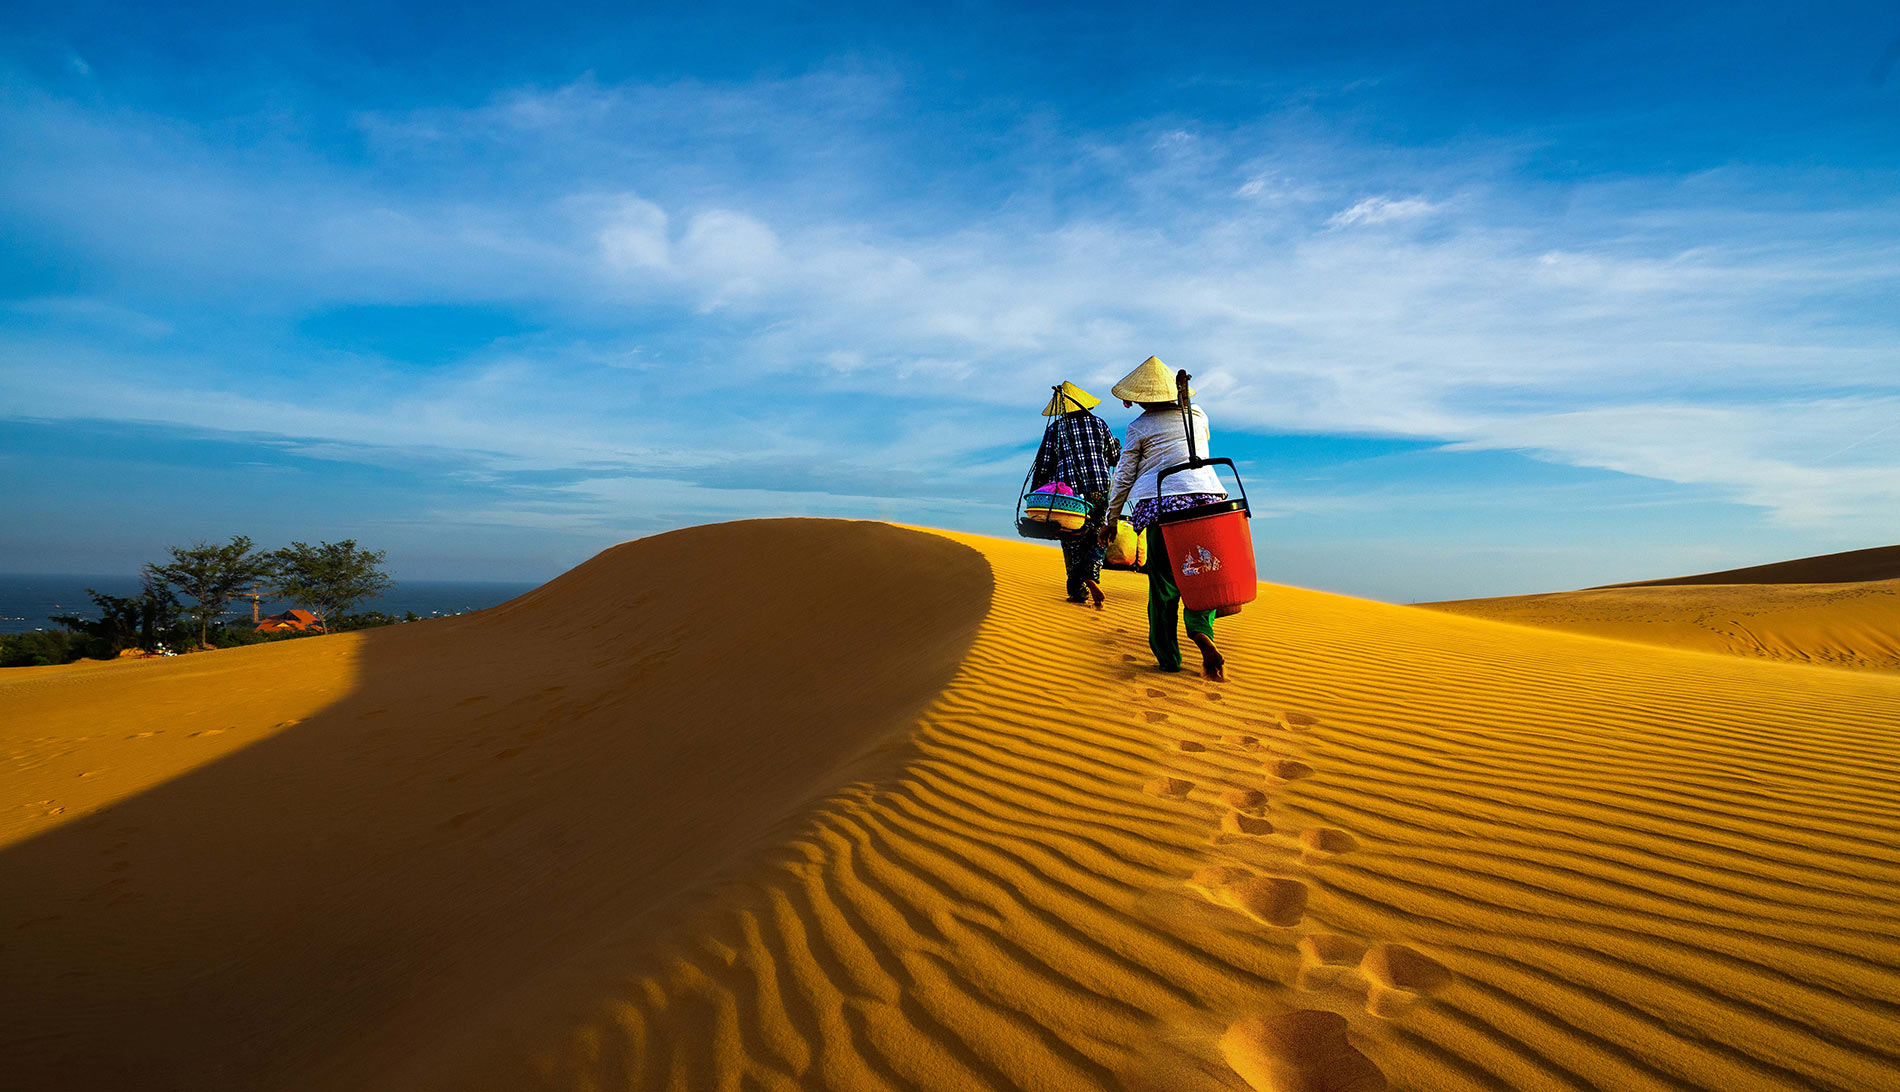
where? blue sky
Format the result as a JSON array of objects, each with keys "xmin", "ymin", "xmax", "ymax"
[{"xmin": 2, "ymin": 2, "xmax": 1897, "ymax": 600}]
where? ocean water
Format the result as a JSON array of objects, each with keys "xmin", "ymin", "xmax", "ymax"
[{"xmin": 0, "ymin": 573, "xmax": 543, "ymax": 635}]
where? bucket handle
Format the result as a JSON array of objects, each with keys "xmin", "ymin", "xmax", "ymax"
[
  {"xmin": 1159, "ymin": 368, "xmax": 1250, "ymax": 516},
  {"xmin": 1156, "ymin": 457, "xmax": 1250, "ymax": 517}
]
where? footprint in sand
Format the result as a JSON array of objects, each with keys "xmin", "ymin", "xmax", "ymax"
[
  {"xmin": 1223, "ymin": 788, "xmax": 1268, "ymax": 812},
  {"xmin": 1225, "ymin": 733, "xmax": 1259, "ymax": 747},
  {"xmin": 1176, "ymin": 739, "xmax": 1206, "ymax": 752},
  {"xmin": 1278, "ymin": 711, "xmax": 1317, "ymax": 731},
  {"xmin": 1295, "ymin": 933, "xmax": 1368, "ymax": 991},
  {"xmin": 189, "ymin": 728, "xmax": 229, "ymax": 738},
  {"xmin": 1299, "ymin": 828, "xmax": 1357, "ymax": 858},
  {"xmin": 1189, "ymin": 866, "xmax": 1308, "ymax": 926},
  {"xmin": 1189, "ymin": 865, "xmax": 1251, "ymax": 894},
  {"xmin": 1221, "ymin": 811, "xmax": 1274, "ymax": 836},
  {"xmin": 1232, "ymin": 876, "xmax": 1308, "ymax": 925},
  {"xmin": 1144, "ymin": 776, "xmax": 1194, "ymax": 798},
  {"xmin": 1143, "ymin": 687, "xmax": 1168, "ymax": 698},
  {"xmin": 1219, "ymin": 1010, "xmax": 1386, "ymax": 1092},
  {"xmin": 1267, "ymin": 759, "xmax": 1313, "ymax": 780},
  {"xmin": 1144, "ymin": 711, "xmax": 1171, "ymax": 724},
  {"xmin": 1207, "ymin": 691, "xmax": 1225, "ymax": 702},
  {"xmin": 1361, "ymin": 944, "xmax": 1452, "ymax": 1019},
  {"xmin": 1121, "ymin": 653, "xmax": 1139, "ymax": 663}
]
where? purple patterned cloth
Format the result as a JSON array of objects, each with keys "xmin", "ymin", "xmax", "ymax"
[{"xmin": 1129, "ymin": 491, "xmax": 1227, "ymax": 533}]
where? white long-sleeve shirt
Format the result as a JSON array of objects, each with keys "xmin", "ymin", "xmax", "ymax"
[{"xmin": 1106, "ymin": 405, "xmax": 1224, "ymax": 520}]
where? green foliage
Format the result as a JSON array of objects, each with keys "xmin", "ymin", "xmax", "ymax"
[
  {"xmin": 49, "ymin": 588, "xmax": 144, "ymax": 659},
  {"xmin": 269, "ymin": 539, "xmax": 393, "ymax": 632},
  {"xmin": 0, "ymin": 630, "xmax": 85, "ymax": 667},
  {"xmin": 208, "ymin": 623, "xmax": 271, "ymax": 648},
  {"xmin": 328, "ymin": 610, "xmax": 408, "ymax": 632},
  {"xmin": 137, "ymin": 573, "xmax": 189, "ymax": 650},
  {"xmin": 145, "ymin": 536, "xmax": 276, "ymax": 649},
  {"xmin": 2, "ymin": 535, "xmax": 404, "ymax": 669}
]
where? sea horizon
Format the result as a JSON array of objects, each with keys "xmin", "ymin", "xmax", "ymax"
[{"xmin": 0, "ymin": 572, "xmax": 543, "ymax": 635}]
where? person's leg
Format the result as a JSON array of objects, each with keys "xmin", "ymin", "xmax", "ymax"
[
  {"xmin": 1060, "ymin": 534, "xmax": 1087, "ymax": 601},
  {"xmin": 1081, "ymin": 518, "xmax": 1108, "ymax": 608},
  {"xmin": 1184, "ymin": 607, "xmax": 1224, "ymax": 680},
  {"xmin": 1145, "ymin": 525, "xmax": 1183, "ymax": 670}
]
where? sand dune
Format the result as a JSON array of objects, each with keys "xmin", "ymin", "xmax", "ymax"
[
  {"xmin": 6, "ymin": 519, "xmax": 1900, "ymax": 1091},
  {"xmin": 1423, "ymin": 577, "xmax": 1900, "ymax": 673},
  {"xmin": 1601, "ymin": 543, "xmax": 1900, "ymax": 588},
  {"xmin": 0, "ymin": 521, "xmax": 990, "ymax": 1090}
]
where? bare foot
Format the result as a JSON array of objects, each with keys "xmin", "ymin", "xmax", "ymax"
[
  {"xmin": 1190, "ymin": 633, "xmax": 1226, "ymax": 681},
  {"xmin": 1086, "ymin": 579, "xmax": 1106, "ymax": 611}
]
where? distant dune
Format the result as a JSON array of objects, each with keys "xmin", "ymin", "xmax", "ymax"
[
  {"xmin": 1424, "ymin": 547, "xmax": 1900, "ymax": 672},
  {"xmin": 5, "ymin": 520, "xmax": 1900, "ymax": 1091},
  {"xmin": 1601, "ymin": 543, "xmax": 1900, "ymax": 588}
]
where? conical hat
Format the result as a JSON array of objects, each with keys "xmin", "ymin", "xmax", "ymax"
[
  {"xmin": 1040, "ymin": 380, "xmax": 1102, "ymax": 416},
  {"xmin": 1111, "ymin": 355, "xmax": 1192, "ymax": 403}
]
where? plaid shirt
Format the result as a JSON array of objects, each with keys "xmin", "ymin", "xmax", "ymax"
[{"xmin": 1032, "ymin": 412, "xmax": 1121, "ymax": 495}]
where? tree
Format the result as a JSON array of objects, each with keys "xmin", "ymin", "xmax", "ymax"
[
  {"xmin": 50, "ymin": 589, "xmax": 145, "ymax": 659},
  {"xmin": 269, "ymin": 539, "xmax": 393, "ymax": 632},
  {"xmin": 146, "ymin": 536, "xmax": 275, "ymax": 649},
  {"xmin": 137, "ymin": 571, "xmax": 185, "ymax": 651},
  {"xmin": 0, "ymin": 630, "xmax": 83, "ymax": 668}
]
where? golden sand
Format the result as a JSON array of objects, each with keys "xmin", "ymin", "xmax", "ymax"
[
  {"xmin": 1422, "ymin": 577, "xmax": 1900, "ymax": 672},
  {"xmin": 5, "ymin": 519, "xmax": 1900, "ymax": 1091}
]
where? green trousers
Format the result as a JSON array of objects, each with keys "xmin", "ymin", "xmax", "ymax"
[{"xmin": 1145, "ymin": 525, "xmax": 1215, "ymax": 671}]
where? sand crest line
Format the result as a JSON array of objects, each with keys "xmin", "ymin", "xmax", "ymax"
[{"xmin": 7, "ymin": 520, "xmax": 1900, "ymax": 1091}]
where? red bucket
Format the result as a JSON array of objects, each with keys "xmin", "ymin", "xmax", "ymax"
[{"xmin": 1158, "ymin": 499, "xmax": 1258, "ymax": 613}]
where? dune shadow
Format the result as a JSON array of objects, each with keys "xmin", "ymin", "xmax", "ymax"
[{"xmin": 0, "ymin": 520, "xmax": 992, "ymax": 1091}]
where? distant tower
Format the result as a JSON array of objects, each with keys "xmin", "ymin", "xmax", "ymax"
[{"xmin": 229, "ymin": 583, "xmax": 262, "ymax": 623}]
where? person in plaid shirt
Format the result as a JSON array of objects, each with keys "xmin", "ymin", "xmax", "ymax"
[{"xmin": 1031, "ymin": 381, "xmax": 1121, "ymax": 607}]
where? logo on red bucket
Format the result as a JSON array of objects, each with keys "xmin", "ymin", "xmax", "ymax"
[{"xmin": 1180, "ymin": 545, "xmax": 1222, "ymax": 577}]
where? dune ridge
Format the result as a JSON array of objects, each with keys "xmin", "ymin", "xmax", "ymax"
[
  {"xmin": 1422, "ymin": 578, "xmax": 1900, "ymax": 672},
  {"xmin": 433, "ymin": 530, "xmax": 1900, "ymax": 1091},
  {"xmin": 7, "ymin": 521, "xmax": 1900, "ymax": 1091},
  {"xmin": 1600, "ymin": 543, "xmax": 1900, "ymax": 588},
  {"xmin": 0, "ymin": 520, "xmax": 991, "ymax": 1091}
]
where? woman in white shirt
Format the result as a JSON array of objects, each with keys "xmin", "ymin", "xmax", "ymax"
[{"xmin": 1100, "ymin": 356, "xmax": 1228, "ymax": 681}]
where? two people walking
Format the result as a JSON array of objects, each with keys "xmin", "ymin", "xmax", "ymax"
[{"xmin": 1028, "ymin": 355, "xmax": 1230, "ymax": 682}]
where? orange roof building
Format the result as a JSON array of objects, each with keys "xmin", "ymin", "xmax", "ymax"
[{"xmin": 256, "ymin": 609, "xmax": 322, "ymax": 634}]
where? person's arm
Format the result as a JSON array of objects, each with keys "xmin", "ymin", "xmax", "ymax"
[
  {"xmin": 1102, "ymin": 419, "xmax": 1122, "ymax": 466},
  {"xmin": 1104, "ymin": 421, "xmax": 1142, "ymax": 523}
]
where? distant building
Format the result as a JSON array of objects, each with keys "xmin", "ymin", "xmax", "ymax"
[{"xmin": 256, "ymin": 609, "xmax": 323, "ymax": 634}]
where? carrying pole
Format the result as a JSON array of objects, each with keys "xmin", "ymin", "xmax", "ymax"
[{"xmin": 1176, "ymin": 370, "xmax": 1199, "ymax": 464}]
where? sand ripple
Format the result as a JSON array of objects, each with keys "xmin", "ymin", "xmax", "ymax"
[{"xmin": 6, "ymin": 521, "xmax": 1900, "ymax": 1092}]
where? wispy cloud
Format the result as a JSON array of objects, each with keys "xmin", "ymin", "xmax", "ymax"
[
  {"xmin": 3, "ymin": 64, "xmax": 1898, "ymax": 570},
  {"xmin": 1326, "ymin": 195, "xmax": 1441, "ymax": 228}
]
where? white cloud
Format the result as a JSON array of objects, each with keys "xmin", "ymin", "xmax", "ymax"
[
  {"xmin": 1327, "ymin": 194, "xmax": 1441, "ymax": 228},
  {"xmin": 677, "ymin": 209, "xmax": 783, "ymax": 299},
  {"xmin": 4, "ymin": 71, "xmax": 1898, "ymax": 553},
  {"xmin": 1451, "ymin": 401, "xmax": 1900, "ymax": 528},
  {"xmin": 597, "ymin": 194, "xmax": 670, "ymax": 270}
]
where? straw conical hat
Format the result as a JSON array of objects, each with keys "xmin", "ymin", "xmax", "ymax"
[
  {"xmin": 1111, "ymin": 355, "xmax": 1192, "ymax": 403},
  {"xmin": 1040, "ymin": 380, "xmax": 1102, "ymax": 416}
]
